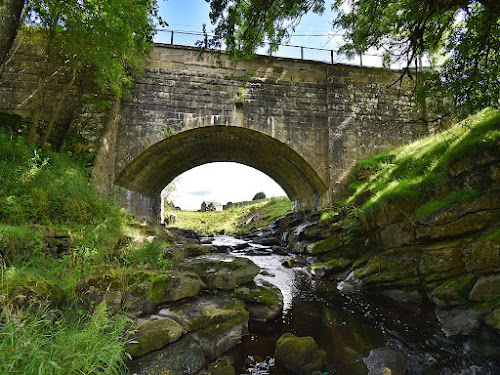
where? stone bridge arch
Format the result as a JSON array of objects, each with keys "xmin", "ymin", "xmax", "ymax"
[{"xmin": 115, "ymin": 125, "xmax": 328, "ymax": 213}]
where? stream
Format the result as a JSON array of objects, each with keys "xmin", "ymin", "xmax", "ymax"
[{"xmin": 210, "ymin": 235, "xmax": 500, "ymax": 375}]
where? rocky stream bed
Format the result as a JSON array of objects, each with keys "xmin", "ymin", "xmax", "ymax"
[{"xmin": 123, "ymin": 230, "xmax": 500, "ymax": 375}]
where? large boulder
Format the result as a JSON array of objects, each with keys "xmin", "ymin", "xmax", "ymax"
[
  {"xmin": 177, "ymin": 254, "xmax": 260, "ymax": 290},
  {"xmin": 127, "ymin": 316, "xmax": 184, "ymax": 358},
  {"xmin": 235, "ymin": 281, "xmax": 283, "ymax": 321},
  {"xmin": 363, "ymin": 348, "xmax": 407, "ymax": 375},
  {"xmin": 76, "ymin": 270, "xmax": 205, "ymax": 315},
  {"xmin": 274, "ymin": 333, "xmax": 325, "ymax": 375},
  {"xmin": 418, "ymin": 240, "xmax": 466, "ymax": 283},
  {"xmin": 190, "ymin": 312, "xmax": 249, "ymax": 360},
  {"xmin": 158, "ymin": 295, "xmax": 248, "ymax": 332},
  {"xmin": 0, "ymin": 277, "xmax": 64, "ymax": 312},
  {"xmin": 128, "ymin": 335, "xmax": 207, "ymax": 375},
  {"xmin": 416, "ymin": 195, "xmax": 500, "ymax": 241},
  {"xmin": 158, "ymin": 294, "xmax": 250, "ymax": 360}
]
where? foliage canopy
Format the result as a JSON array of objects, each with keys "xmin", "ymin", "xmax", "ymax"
[{"xmin": 204, "ymin": 0, "xmax": 500, "ymax": 117}]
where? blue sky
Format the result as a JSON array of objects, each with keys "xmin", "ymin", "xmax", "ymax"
[{"xmin": 154, "ymin": 1, "xmax": 344, "ymax": 210}]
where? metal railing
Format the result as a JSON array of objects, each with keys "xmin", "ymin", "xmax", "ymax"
[{"xmin": 154, "ymin": 29, "xmax": 387, "ymax": 68}]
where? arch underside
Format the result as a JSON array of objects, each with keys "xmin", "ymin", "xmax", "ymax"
[{"xmin": 115, "ymin": 126, "xmax": 327, "ymax": 204}]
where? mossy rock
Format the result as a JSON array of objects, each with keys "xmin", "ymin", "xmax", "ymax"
[
  {"xmin": 77, "ymin": 270, "xmax": 205, "ymax": 314},
  {"xmin": 418, "ymin": 240, "xmax": 466, "ymax": 282},
  {"xmin": 310, "ymin": 258, "xmax": 352, "ymax": 278},
  {"xmin": 158, "ymin": 295, "xmax": 248, "ymax": 332},
  {"xmin": 429, "ymin": 274, "xmax": 477, "ymax": 307},
  {"xmin": 190, "ymin": 307, "xmax": 250, "ymax": 360},
  {"xmin": 465, "ymin": 234, "xmax": 500, "ymax": 273},
  {"xmin": 235, "ymin": 281, "xmax": 283, "ymax": 321},
  {"xmin": 76, "ymin": 274, "xmax": 119, "ymax": 311},
  {"xmin": 274, "ymin": 333, "xmax": 325, "ymax": 375},
  {"xmin": 0, "ymin": 277, "xmax": 64, "ymax": 312},
  {"xmin": 310, "ymin": 234, "xmax": 343, "ymax": 255},
  {"xmin": 352, "ymin": 248, "xmax": 419, "ymax": 285},
  {"xmin": 484, "ymin": 308, "xmax": 500, "ymax": 332},
  {"xmin": 127, "ymin": 317, "xmax": 184, "ymax": 358},
  {"xmin": 206, "ymin": 358, "xmax": 236, "ymax": 375},
  {"xmin": 177, "ymin": 254, "xmax": 260, "ymax": 290}
]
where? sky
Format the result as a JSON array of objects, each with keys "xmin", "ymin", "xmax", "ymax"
[{"xmin": 153, "ymin": 1, "xmax": 375, "ymax": 211}]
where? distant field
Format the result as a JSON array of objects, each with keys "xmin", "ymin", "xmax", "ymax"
[{"xmin": 164, "ymin": 197, "xmax": 291, "ymax": 234}]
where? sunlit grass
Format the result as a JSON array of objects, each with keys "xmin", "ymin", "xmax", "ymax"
[
  {"xmin": 166, "ymin": 196, "xmax": 291, "ymax": 233},
  {"xmin": 344, "ymin": 108, "xmax": 500, "ymax": 217}
]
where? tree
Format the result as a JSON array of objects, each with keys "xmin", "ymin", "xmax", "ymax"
[
  {"xmin": 0, "ymin": 0, "xmax": 25, "ymax": 71},
  {"xmin": 331, "ymin": 0, "xmax": 500, "ymax": 116},
  {"xmin": 204, "ymin": 0, "xmax": 500, "ymax": 117},
  {"xmin": 19, "ymin": 0, "xmax": 160, "ymax": 144},
  {"xmin": 203, "ymin": 0, "xmax": 325, "ymax": 59},
  {"xmin": 252, "ymin": 192, "xmax": 266, "ymax": 200}
]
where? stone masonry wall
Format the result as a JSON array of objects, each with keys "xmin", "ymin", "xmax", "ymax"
[{"xmin": 1, "ymin": 40, "xmax": 425, "ymax": 214}]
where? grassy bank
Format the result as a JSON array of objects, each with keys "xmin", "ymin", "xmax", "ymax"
[
  {"xmin": 166, "ymin": 196, "xmax": 291, "ymax": 234},
  {"xmin": 0, "ymin": 118, "xmax": 182, "ymax": 374},
  {"xmin": 324, "ymin": 108, "xmax": 500, "ymax": 221}
]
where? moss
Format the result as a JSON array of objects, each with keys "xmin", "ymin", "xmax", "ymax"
[
  {"xmin": 311, "ymin": 234, "xmax": 343, "ymax": 255},
  {"xmin": 430, "ymin": 274, "xmax": 477, "ymax": 306},
  {"xmin": 311, "ymin": 258, "xmax": 352, "ymax": 271},
  {"xmin": 194, "ymin": 301, "xmax": 249, "ymax": 336},
  {"xmin": 1, "ymin": 277, "xmax": 65, "ymax": 309},
  {"xmin": 235, "ymin": 282, "xmax": 281, "ymax": 307},
  {"xmin": 480, "ymin": 228, "xmax": 500, "ymax": 242},
  {"xmin": 274, "ymin": 333, "xmax": 325, "ymax": 375},
  {"xmin": 415, "ymin": 189, "xmax": 481, "ymax": 219},
  {"xmin": 340, "ymin": 108, "xmax": 500, "ymax": 222},
  {"xmin": 148, "ymin": 274, "xmax": 169, "ymax": 301}
]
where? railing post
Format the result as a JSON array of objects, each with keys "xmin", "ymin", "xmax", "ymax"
[
  {"xmin": 170, "ymin": 30, "xmax": 174, "ymax": 45},
  {"xmin": 301, "ymin": 46, "xmax": 304, "ymax": 60},
  {"xmin": 331, "ymin": 50, "xmax": 334, "ymax": 64}
]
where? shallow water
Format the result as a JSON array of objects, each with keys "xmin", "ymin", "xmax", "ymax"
[
  {"xmin": 132, "ymin": 235, "xmax": 500, "ymax": 375},
  {"xmin": 215, "ymin": 235, "xmax": 500, "ymax": 375}
]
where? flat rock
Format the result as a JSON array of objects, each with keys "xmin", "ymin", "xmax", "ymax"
[
  {"xmin": 190, "ymin": 312, "xmax": 249, "ymax": 360},
  {"xmin": 127, "ymin": 316, "xmax": 184, "ymax": 358},
  {"xmin": 310, "ymin": 258, "xmax": 352, "ymax": 278},
  {"xmin": 235, "ymin": 281, "xmax": 283, "ymax": 321},
  {"xmin": 378, "ymin": 289, "xmax": 423, "ymax": 304},
  {"xmin": 177, "ymin": 254, "xmax": 260, "ymax": 290},
  {"xmin": 128, "ymin": 335, "xmax": 206, "ymax": 375},
  {"xmin": 158, "ymin": 294, "xmax": 248, "ymax": 332}
]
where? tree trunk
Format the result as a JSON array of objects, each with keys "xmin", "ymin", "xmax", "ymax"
[{"xmin": 0, "ymin": 0, "xmax": 25, "ymax": 68}]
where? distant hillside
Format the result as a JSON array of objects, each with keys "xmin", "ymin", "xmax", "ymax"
[{"xmin": 166, "ymin": 197, "xmax": 291, "ymax": 234}]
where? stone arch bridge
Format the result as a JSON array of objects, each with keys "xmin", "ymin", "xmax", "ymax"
[{"xmin": 0, "ymin": 43, "xmax": 426, "ymax": 219}]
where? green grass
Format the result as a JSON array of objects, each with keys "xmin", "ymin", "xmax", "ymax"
[
  {"xmin": 0, "ymin": 303, "xmax": 131, "ymax": 375},
  {"xmin": 166, "ymin": 196, "xmax": 291, "ymax": 234},
  {"xmin": 344, "ymin": 108, "xmax": 500, "ymax": 218},
  {"xmin": 0, "ymin": 116, "xmax": 181, "ymax": 373}
]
